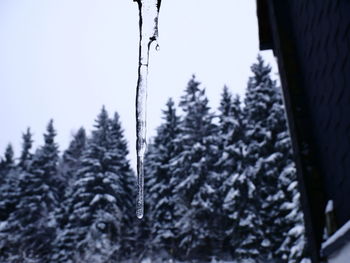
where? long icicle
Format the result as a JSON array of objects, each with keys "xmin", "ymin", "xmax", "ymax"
[{"xmin": 134, "ymin": 0, "xmax": 161, "ymax": 219}]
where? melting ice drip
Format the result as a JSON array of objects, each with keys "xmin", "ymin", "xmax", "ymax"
[{"xmin": 134, "ymin": 0, "xmax": 161, "ymax": 219}]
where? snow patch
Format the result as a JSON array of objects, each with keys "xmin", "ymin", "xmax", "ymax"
[
  {"xmin": 325, "ymin": 200, "xmax": 334, "ymax": 213},
  {"xmin": 0, "ymin": 221, "xmax": 7, "ymax": 231},
  {"xmin": 322, "ymin": 219, "xmax": 350, "ymax": 250},
  {"xmin": 90, "ymin": 194, "xmax": 116, "ymax": 205}
]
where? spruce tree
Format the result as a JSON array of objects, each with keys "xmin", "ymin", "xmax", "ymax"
[
  {"xmin": 19, "ymin": 128, "xmax": 33, "ymax": 170},
  {"xmin": 52, "ymin": 107, "xmax": 134, "ymax": 263},
  {"xmin": 269, "ymin": 88, "xmax": 308, "ymax": 263},
  {"xmin": 108, "ymin": 112, "xmax": 136, "ymax": 260},
  {"xmin": 59, "ymin": 127, "xmax": 87, "ymax": 190},
  {"xmin": 236, "ymin": 55, "xmax": 281, "ymax": 261},
  {"xmin": 170, "ymin": 76, "xmax": 217, "ymax": 260},
  {"xmin": 278, "ymin": 164, "xmax": 308, "ymax": 263},
  {"xmin": 238, "ymin": 55, "xmax": 307, "ymax": 262},
  {"xmin": 0, "ymin": 171, "xmax": 22, "ymax": 262},
  {"xmin": 0, "ymin": 121, "xmax": 59, "ymax": 262},
  {"xmin": 215, "ymin": 88, "xmax": 247, "ymax": 257},
  {"xmin": 4, "ymin": 144, "xmax": 14, "ymax": 166},
  {"xmin": 52, "ymin": 127, "xmax": 87, "ymax": 244},
  {"xmin": 0, "ymin": 144, "xmax": 15, "ymax": 178},
  {"xmin": 0, "ymin": 129, "xmax": 33, "ymax": 225},
  {"xmin": 260, "ymin": 82, "xmax": 296, "ymax": 259},
  {"xmin": 0, "ymin": 144, "xmax": 17, "ymax": 222}
]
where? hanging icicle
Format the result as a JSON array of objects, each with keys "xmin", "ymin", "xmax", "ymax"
[{"xmin": 134, "ymin": 0, "xmax": 162, "ymax": 219}]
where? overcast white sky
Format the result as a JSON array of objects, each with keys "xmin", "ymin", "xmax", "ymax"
[{"xmin": 0, "ymin": 0, "xmax": 278, "ymax": 169}]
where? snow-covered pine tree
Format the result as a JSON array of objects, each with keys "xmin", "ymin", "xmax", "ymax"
[
  {"xmin": 52, "ymin": 127, "xmax": 87, "ymax": 244},
  {"xmin": 215, "ymin": 87, "xmax": 247, "ymax": 258},
  {"xmin": 30, "ymin": 119, "xmax": 61, "ymax": 204},
  {"xmin": 3, "ymin": 144, "xmax": 14, "ymax": 166},
  {"xmin": 0, "ymin": 144, "xmax": 17, "ymax": 221},
  {"xmin": 240, "ymin": 55, "xmax": 307, "ymax": 262},
  {"xmin": 0, "ymin": 132, "xmax": 33, "ymax": 260},
  {"xmin": 170, "ymin": 76, "xmax": 218, "ymax": 261},
  {"xmin": 0, "ymin": 145, "xmax": 19, "ymax": 262},
  {"xmin": 0, "ymin": 129, "xmax": 33, "ymax": 226},
  {"xmin": 237, "ymin": 55, "xmax": 281, "ymax": 261},
  {"xmin": 0, "ymin": 144, "xmax": 16, "ymax": 221},
  {"xmin": 268, "ymin": 88, "xmax": 308, "ymax": 263},
  {"xmin": 52, "ymin": 107, "xmax": 134, "ymax": 263},
  {"xmin": 59, "ymin": 127, "xmax": 87, "ymax": 191},
  {"xmin": 0, "ymin": 129, "xmax": 34, "ymax": 224},
  {"xmin": 19, "ymin": 128, "xmax": 34, "ymax": 170},
  {"xmin": 108, "ymin": 112, "xmax": 136, "ymax": 260},
  {"xmin": 0, "ymin": 121, "xmax": 59, "ymax": 262},
  {"xmin": 0, "ymin": 144, "xmax": 15, "ymax": 178},
  {"xmin": 278, "ymin": 164, "xmax": 308, "ymax": 263},
  {"xmin": 143, "ymin": 98, "xmax": 181, "ymax": 260}
]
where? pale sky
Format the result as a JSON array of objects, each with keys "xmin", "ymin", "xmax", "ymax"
[{"xmin": 0, "ymin": 0, "xmax": 278, "ymax": 169}]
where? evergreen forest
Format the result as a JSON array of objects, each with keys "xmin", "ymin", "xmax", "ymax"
[{"xmin": 0, "ymin": 56, "xmax": 309, "ymax": 263}]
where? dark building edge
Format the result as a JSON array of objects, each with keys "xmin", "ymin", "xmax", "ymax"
[{"xmin": 256, "ymin": 1, "xmax": 327, "ymax": 263}]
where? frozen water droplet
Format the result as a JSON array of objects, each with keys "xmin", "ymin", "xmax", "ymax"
[
  {"xmin": 155, "ymin": 43, "xmax": 160, "ymax": 51},
  {"xmin": 134, "ymin": 0, "xmax": 162, "ymax": 219}
]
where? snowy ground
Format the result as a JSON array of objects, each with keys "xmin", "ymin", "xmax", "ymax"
[
  {"xmin": 141, "ymin": 259, "xmax": 238, "ymax": 263},
  {"xmin": 140, "ymin": 259, "xmax": 311, "ymax": 263}
]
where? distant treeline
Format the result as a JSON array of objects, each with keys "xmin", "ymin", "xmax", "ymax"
[{"xmin": 0, "ymin": 56, "xmax": 308, "ymax": 263}]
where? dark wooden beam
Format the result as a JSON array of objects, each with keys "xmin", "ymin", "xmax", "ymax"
[
  {"xmin": 264, "ymin": 1, "xmax": 327, "ymax": 262},
  {"xmin": 256, "ymin": 0, "xmax": 273, "ymax": 50}
]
